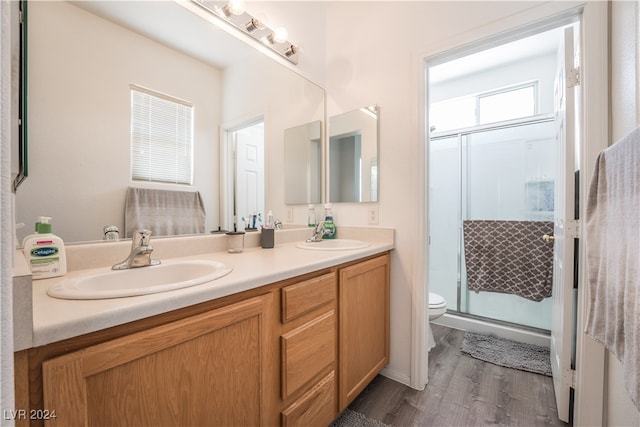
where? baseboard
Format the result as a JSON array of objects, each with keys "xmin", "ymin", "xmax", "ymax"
[{"xmin": 379, "ymin": 366, "xmax": 411, "ymax": 387}]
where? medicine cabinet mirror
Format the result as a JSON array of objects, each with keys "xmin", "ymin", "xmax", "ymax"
[
  {"xmin": 15, "ymin": 1, "xmax": 325, "ymax": 243},
  {"xmin": 329, "ymin": 105, "xmax": 379, "ymax": 203},
  {"xmin": 284, "ymin": 120, "xmax": 322, "ymax": 205}
]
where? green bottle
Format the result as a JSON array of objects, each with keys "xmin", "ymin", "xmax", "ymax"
[{"xmin": 322, "ymin": 204, "xmax": 336, "ymax": 239}]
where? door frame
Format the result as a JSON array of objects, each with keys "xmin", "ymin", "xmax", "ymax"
[{"xmin": 416, "ymin": 2, "xmax": 608, "ymax": 424}]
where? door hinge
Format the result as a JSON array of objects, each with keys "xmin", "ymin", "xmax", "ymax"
[
  {"xmin": 566, "ymin": 219, "xmax": 581, "ymax": 239},
  {"xmin": 568, "ymin": 67, "xmax": 581, "ymax": 88},
  {"xmin": 563, "ymin": 368, "xmax": 576, "ymax": 388}
]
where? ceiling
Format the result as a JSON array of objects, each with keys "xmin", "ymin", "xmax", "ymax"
[{"xmin": 430, "ymin": 27, "xmax": 564, "ymax": 84}]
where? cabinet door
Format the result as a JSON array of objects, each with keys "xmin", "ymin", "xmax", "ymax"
[
  {"xmin": 339, "ymin": 254, "xmax": 390, "ymax": 411},
  {"xmin": 42, "ymin": 296, "xmax": 269, "ymax": 427}
]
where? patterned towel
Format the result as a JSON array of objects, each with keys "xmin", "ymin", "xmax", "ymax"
[{"xmin": 463, "ymin": 220, "xmax": 554, "ymax": 302}]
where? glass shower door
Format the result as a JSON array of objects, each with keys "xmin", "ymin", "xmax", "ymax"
[
  {"xmin": 462, "ymin": 120, "xmax": 556, "ymax": 330},
  {"xmin": 428, "ymin": 117, "xmax": 556, "ymax": 331}
]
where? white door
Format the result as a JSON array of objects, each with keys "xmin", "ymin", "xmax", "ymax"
[
  {"xmin": 234, "ymin": 122, "xmax": 265, "ymax": 229},
  {"xmin": 551, "ymin": 25, "xmax": 579, "ymax": 423}
]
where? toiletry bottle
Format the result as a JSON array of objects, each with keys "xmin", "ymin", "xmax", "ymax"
[
  {"xmin": 266, "ymin": 210, "xmax": 274, "ymax": 229},
  {"xmin": 22, "ymin": 216, "xmax": 67, "ymax": 279},
  {"xmin": 307, "ymin": 204, "xmax": 316, "ymax": 227},
  {"xmin": 322, "ymin": 203, "xmax": 336, "ymax": 239}
]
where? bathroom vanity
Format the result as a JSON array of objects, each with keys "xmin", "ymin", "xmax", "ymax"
[{"xmin": 13, "ymin": 228, "xmax": 392, "ymax": 426}]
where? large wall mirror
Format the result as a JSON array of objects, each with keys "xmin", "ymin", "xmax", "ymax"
[
  {"xmin": 329, "ymin": 105, "xmax": 379, "ymax": 203},
  {"xmin": 283, "ymin": 121, "xmax": 322, "ymax": 205},
  {"xmin": 15, "ymin": 1, "xmax": 325, "ymax": 243}
]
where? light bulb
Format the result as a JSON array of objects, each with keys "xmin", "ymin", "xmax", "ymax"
[
  {"xmin": 268, "ymin": 27, "xmax": 288, "ymax": 44},
  {"xmin": 222, "ymin": 0, "xmax": 244, "ymax": 17}
]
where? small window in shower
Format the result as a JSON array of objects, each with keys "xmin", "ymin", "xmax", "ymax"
[
  {"xmin": 430, "ymin": 82, "xmax": 538, "ymax": 133},
  {"xmin": 478, "ymin": 82, "xmax": 537, "ymax": 124}
]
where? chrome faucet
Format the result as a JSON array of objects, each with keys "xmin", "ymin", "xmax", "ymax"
[
  {"xmin": 306, "ymin": 221, "xmax": 326, "ymax": 243},
  {"xmin": 112, "ymin": 229, "xmax": 161, "ymax": 270}
]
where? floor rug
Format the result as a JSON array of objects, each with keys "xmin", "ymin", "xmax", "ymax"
[
  {"xmin": 460, "ymin": 331, "xmax": 552, "ymax": 376},
  {"xmin": 331, "ymin": 409, "xmax": 391, "ymax": 427}
]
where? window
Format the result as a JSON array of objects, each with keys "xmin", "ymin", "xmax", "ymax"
[
  {"xmin": 478, "ymin": 83, "xmax": 537, "ymax": 124},
  {"xmin": 430, "ymin": 82, "xmax": 538, "ymax": 133},
  {"xmin": 130, "ymin": 85, "xmax": 194, "ymax": 185}
]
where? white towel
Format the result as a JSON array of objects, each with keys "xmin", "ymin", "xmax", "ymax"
[
  {"xmin": 124, "ymin": 187, "xmax": 206, "ymax": 238},
  {"xmin": 585, "ymin": 126, "xmax": 640, "ymax": 409}
]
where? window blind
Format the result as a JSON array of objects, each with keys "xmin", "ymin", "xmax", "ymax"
[{"xmin": 130, "ymin": 85, "xmax": 194, "ymax": 185}]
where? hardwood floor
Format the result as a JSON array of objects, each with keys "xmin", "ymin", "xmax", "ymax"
[{"xmin": 348, "ymin": 325, "xmax": 567, "ymax": 426}]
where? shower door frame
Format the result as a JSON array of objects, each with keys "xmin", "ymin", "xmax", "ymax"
[{"xmin": 430, "ymin": 113, "xmax": 556, "ymax": 335}]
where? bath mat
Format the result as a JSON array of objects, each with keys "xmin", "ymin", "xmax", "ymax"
[
  {"xmin": 331, "ymin": 409, "xmax": 391, "ymax": 427},
  {"xmin": 460, "ymin": 331, "xmax": 552, "ymax": 376}
]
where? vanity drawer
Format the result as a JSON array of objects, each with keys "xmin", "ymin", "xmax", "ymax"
[
  {"xmin": 281, "ymin": 371, "xmax": 336, "ymax": 427},
  {"xmin": 281, "ymin": 272, "xmax": 336, "ymax": 323},
  {"xmin": 281, "ymin": 310, "xmax": 336, "ymax": 400}
]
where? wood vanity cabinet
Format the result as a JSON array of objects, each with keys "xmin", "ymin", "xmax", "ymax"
[
  {"xmin": 338, "ymin": 253, "xmax": 390, "ymax": 411},
  {"xmin": 41, "ymin": 295, "xmax": 272, "ymax": 427},
  {"xmin": 14, "ymin": 252, "xmax": 390, "ymax": 427}
]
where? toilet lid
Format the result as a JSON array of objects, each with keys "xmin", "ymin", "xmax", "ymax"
[{"xmin": 429, "ymin": 292, "xmax": 446, "ymax": 307}]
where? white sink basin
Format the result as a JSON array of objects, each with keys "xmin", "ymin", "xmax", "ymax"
[
  {"xmin": 47, "ymin": 259, "xmax": 232, "ymax": 300},
  {"xmin": 296, "ymin": 239, "xmax": 370, "ymax": 251}
]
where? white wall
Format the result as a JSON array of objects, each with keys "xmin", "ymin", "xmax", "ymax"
[
  {"xmin": 607, "ymin": 0, "xmax": 640, "ymax": 424},
  {"xmin": 16, "ymin": 2, "xmax": 222, "ymax": 243},
  {"xmin": 323, "ymin": 0, "xmax": 569, "ymax": 385}
]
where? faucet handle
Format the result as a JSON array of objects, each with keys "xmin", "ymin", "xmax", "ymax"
[{"xmin": 132, "ymin": 229, "xmax": 152, "ymax": 247}]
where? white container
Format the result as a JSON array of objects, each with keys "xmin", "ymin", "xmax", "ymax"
[{"xmin": 22, "ymin": 217, "xmax": 67, "ymax": 279}]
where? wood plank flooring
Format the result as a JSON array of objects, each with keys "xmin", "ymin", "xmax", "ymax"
[{"xmin": 348, "ymin": 325, "xmax": 567, "ymax": 426}]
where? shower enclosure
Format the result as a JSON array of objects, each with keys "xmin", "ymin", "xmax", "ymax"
[{"xmin": 428, "ymin": 114, "xmax": 556, "ymax": 331}]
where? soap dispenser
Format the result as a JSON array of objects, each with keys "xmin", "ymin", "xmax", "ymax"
[
  {"xmin": 322, "ymin": 204, "xmax": 336, "ymax": 239},
  {"xmin": 22, "ymin": 216, "xmax": 67, "ymax": 279}
]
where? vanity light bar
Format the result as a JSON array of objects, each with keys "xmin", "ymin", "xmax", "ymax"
[{"xmin": 192, "ymin": 0, "xmax": 299, "ymax": 65}]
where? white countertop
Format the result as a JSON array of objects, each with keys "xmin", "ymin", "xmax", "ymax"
[{"xmin": 28, "ymin": 227, "xmax": 394, "ymax": 347}]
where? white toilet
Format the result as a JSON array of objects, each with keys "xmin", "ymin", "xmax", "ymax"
[{"xmin": 427, "ymin": 292, "xmax": 447, "ymax": 350}]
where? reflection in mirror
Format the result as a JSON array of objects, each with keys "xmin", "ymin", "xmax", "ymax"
[
  {"xmin": 222, "ymin": 119, "xmax": 265, "ymax": 232},
  {"xmin": 283, "ymin": 121, "xmax": 322, "ymax": 205},
  {"xmin": 16, "ymin": 1, "xmax": 324, "ymax": 243},
  {"xmin": 329, "ymin": 106, "xmax": 379, "ymax": 203}
]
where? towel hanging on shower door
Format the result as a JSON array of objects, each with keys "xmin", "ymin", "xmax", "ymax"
[{"xmin": 463, "ymin": 220, "xmax": 554, "ymax": 302}]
